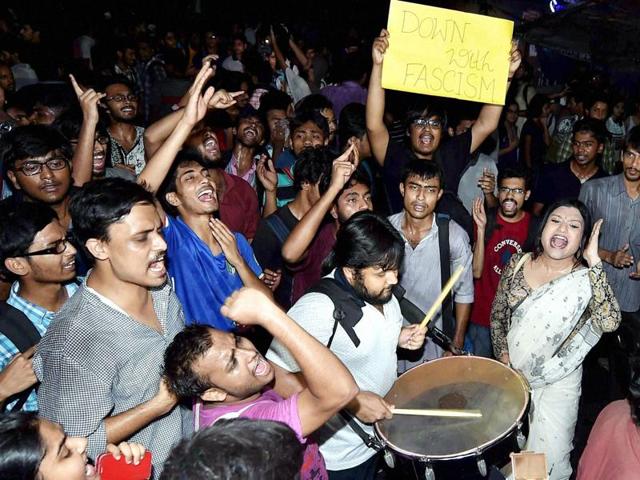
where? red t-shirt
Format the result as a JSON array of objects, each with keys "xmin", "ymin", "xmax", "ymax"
[
  {"xmin": 219, "ymin": 170, "xmax": 260, "ymax": 242},
  {"xmin": 470, "ymin": 212, "xmax": 531, "ymax": 327}
]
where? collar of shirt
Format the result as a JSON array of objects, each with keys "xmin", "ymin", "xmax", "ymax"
[
  {"xmin": 399, "ymin": 212, "xmax": 438, "ymax": 248},
  {"xmin": 7, "ymin": 281, "xmax": 79, "ymax": 332}
]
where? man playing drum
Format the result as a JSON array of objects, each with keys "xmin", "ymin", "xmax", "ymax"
[{"xmin": 267, "ymin": 211, "xmax": 428, "ymax": 480}]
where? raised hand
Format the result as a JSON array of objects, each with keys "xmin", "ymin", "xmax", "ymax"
[
  {"xmin": 208, "ymin": 89, "xmax": 243, "ymax": 110},
  {"xmin": 372, "ymin": 29, "xmax": 390, "ymax": 66},
  {"xmin": 69, "ymin": 74, "xmax": 105, "ymax": 125},
  {"xmin": 208, "ymin": 218, "xmax": 243, "ymax": 267},
  {"xmin": 256, "ymin": 155, "xmax": 277, "ymax": 193},
  {"xmin": 477, "ymin": 169, "xmax": 496, "ymax": 195},
  {"xmin": 182, "ymin": 64, "xmax": 215, "ymax": 127},
  {"xmin": 584, "ymin": 219, "xmax": 603, "ymax": 268},
  {"xmin": 328, "ymin": 143, "xmax": 357, "ymax": 193},
  {"xmin": 508, "ymin": 41, "xmax": 522, "ymax": 78},
  {"xmin": 472, "ymin": 197, "xmax": 487, "ymax": 231},
  {"xmin": 220, "ymin": 287, "xmax": 282, "ymax": 327}
]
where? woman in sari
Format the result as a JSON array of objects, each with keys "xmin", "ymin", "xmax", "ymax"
[{"xmin": 491, "ymin": 198, "xmax": 621, "ymax": 480}]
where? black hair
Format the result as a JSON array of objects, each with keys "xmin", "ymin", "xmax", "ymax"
[
  {"xmin": 159, "ymin": 418, "xmax": 303, "ymax": 480},
  {"xmin": 0, "ymin": 124, "xmax": 72, "ymax": 176},
  {"xmin": 0, "ymin": 412, "xmax": 43, "ymax": 480},
  {"xmin": 258, "ymin": 90, "xmax": 292, "ymax": 115},
  {"xmin": 69, "ymin": 178, "xmax": 155, "ymax": 263},
  {"xmin": 338, "ymin": 103, "xmax": 366, "ymax": 150},
  {"xmin": 533, "ymin": 198, "xmax": 592, "ymax": 263},
  {"xmin": 163, "ymin": 325, "xmax": 215, "ymax": 398},
  {"xmin": 572, "ymin": 118, "xmax": 607, "ymax": 145},
  {"xmin": 31, "ymin": 84, "xmax": 76, "ymax": 112},
  {"xmin": 498, "ymin": 164, "xmax": 531, "ymax": 190},
  {"xmin": 325, "ymin": 211, "xmax": 404, "ymax": 272},
  {"xmin": 157, "ymin": 149, "xmax": 212, "ymax": 217},
  {"xmin": 52, "ymin": 108, "xmax": 109, "ymax": 142},
  {"xmin": 400, "ymin": 159, "xmax": 444, "ymax": 188},
  {"xmin": 97, "ymin": 75, "xmax": 136, "ymax": 94},
  {"xmin": 293, "ymin": 147, "xmax": 333, "ymax": 192},
  {"xmin": 625, "ymin": 126, "xmax": 640, "ymax": 151},
  {"xmin": 586, "ymin": 93, "xmax": 609, "ymax": 112},
  {"xmin": 163, "ymin": 48, "xmax": 188, "ymax": 74},
  {"xmin": 0, "ymin": 203, "xmax": 58, "ymax": 281},
  {"xmin": 290, "ymin": 110, "xmax": 329, "ymax": 139},
  {"xmin": 236, "ymin": 106, "xmax": 266, "ymax": 129},
  {"xmin": 629, "ymin": 355, "xmax": 640, "ymax": 427},
  {"xmin": 320, "ymin": 162, "xmax": 371, "ymax": 197},
  {"xmin": 405, "ymin": 99, "xmax": 447, "ymax": 130},
  {"xmin": 527, "ymin": 94, "xmax": 549, "ymax": 119},
  {"xmin": 295, "ymin": 93, "xmax": 333, "ymax": 114},
  {"xmin": 114, "ymin": 38, "xmax": 137, "ymax": 56}
]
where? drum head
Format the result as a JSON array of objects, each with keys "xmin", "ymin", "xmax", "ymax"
[{"xmin": 375, "ymin": 356, "xmax": 529, "ymax": 459}]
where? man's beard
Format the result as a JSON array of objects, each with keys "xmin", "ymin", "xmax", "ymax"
[{"xmin": 352, "ymin": 270, "xmax": 393, "ymax": 306}]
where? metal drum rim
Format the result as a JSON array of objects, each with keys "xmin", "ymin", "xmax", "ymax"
[{"xmin": 374, "ymin": 356, "xmax": 531, "ymax": 460}]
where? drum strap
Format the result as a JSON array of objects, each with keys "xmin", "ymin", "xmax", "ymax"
[{"xmin": 338, "ymin": 409, "xmax": 384, "ymax": 451}]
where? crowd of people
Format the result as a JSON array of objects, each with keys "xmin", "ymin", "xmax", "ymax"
[{"xmin": 0, "ymin": 6, "xmax": 639, "ymax": 480}]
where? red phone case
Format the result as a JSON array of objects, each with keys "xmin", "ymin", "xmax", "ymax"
[{"xmin": 95, "ymin": 451, "xmax": 152, "ymax": 480}]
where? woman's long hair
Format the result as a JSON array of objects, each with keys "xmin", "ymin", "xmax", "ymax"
[
  {"xmin": 532, "ymin": 198, "xmax": 592, "ymax": 265},
  {"xmin": 0, "ymin": 412, "xmax": 44, "ymax": 480}
]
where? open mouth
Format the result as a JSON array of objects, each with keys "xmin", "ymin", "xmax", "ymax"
[
  {"xmin": 243, "ymin": 127, "xmax": 258, "ymax": 139},
  {"xmin": 253, "ymin": 356, "xmax": 271, "ymax": 376},
  {"xmin": 419, "ymin": 133, "xmax": 433, "ymax": 145},
  {"xmin": 412, "ymin": 203, "xmax": 426, "ymax": 212},
  {"xmin": 501, "ymin": 199, "xmax": 516, "ymax": 211},
  {"xmin": 196, "ymin": 187, "xmax": 215, "ymax": 203},
  {"xmin": 550, "ymin": 235, "xmax": 568, "ymax": 249},
  {"xmin": 121, "ymin": 106, "xmax": 135, "ymax": 115},
  {"xmin": 204, "ymin": 138, "xmax": 219, "ymax": 152},
  {"xmin": 149, "ymin": 254, "xmax": 166, "ymax": 274},
  {"xmin": 62, "ymin": 259, "xmax": 76, "ymax": 271}
]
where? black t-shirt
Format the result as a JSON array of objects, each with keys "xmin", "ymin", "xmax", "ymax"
[
  {"xmin": 531, "ymin": 160, "xmax": 608, "ymax": 208},
  {"xmin": 382, "ymin": 130, "xmax": 473, "ymax": 214},
  {"xmin": 252, "ymin": 205, "xmax": 299, "ymax": 310}
]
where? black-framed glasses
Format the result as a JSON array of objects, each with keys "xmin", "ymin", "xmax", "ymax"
[
  {"xmin": 411, "ymin": 118, "xmax": 442, "ymax": 130},
  {"xmin": 15, "ymin": 156, "xmax": 69, "ymax": 176},
  {"xmin": 70, "ymin": 136, "xmax": 109, "ymax": 146},
  {"xmin": 105, "ymin": 94, "xmax": 138, "ymax": 103},
  {"xmin": 498, "ymin": 186, "xmax": 525, "ymax": 195},
  {"xmin": 20, "ymin": 237, "xmax": 70, "ymax": 257}
]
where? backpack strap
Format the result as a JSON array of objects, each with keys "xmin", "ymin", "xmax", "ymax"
[
  {"xmin": 265, "ymin": 214, "xmax": 292, "ymax": 245},
  {"xmin": 436, "ymin": 213, "xmax": 455, "ymax": 338},
  {"xmin": 0, "ymin": 302, "xmax": 42, "ymax": 411}
]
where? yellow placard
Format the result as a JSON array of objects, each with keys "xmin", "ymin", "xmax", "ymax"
[{"xmin": 382, "ymin": 0, "xmax": 514, "ymax": 105}]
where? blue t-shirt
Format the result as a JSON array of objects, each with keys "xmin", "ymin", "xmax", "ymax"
[{"xmin": 163, "ymin": 216, "xmax": 262, "ymax": 330}]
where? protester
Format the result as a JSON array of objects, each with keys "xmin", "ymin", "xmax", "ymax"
[{"xmin": 491, "ymin": 199, "xmax": 621, "ymax": 479}]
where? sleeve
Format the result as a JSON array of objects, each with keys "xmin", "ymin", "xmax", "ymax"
[
  {"xmin": 35, "ymin": 352, "xmax": 112, "ymax": 459},
  {"xmin": 556, "ymin": 135, "xmax": 573, "ymax": 164},
  {"xmin": 251, "ymin": 221, "xmax": 280, "ymax": 270},
  {"xmin": 578, "ymin": 181, "xmax": 595, "ymax": 211},
  {"xmin": 244, "ymin": 393, "xmax": 305, "ymax": 443},
  {"xmin": 266, "ymin": 293, "xmax": 337, "ymax": 373},
  {"xmin": 531, "ymin": 167, "xmax": 551, "ymax": 205},
  {"xmin": 235, "ymin": 233, "xmax": 263, "ymax": 278},
  {"xmin": 490, "ymin": 254, "xmax": 519, "ymax": 358},
  {"xmin": 587, "ymin": 263, "xmax": 621, "ymax": 333},
  {"xmin": 444, "ymin": 129, "xmax": 473, "ymax": 181},
  {"xmin": 450, "ymin": 223, "xmax": 474, "ymax": 304},
  {"xmin": 0, "ymin": 334, "xmax": 17, "ymax": 371}
]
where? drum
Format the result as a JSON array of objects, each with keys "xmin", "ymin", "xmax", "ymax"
[{"xmin": 375, "ymin": 356, "xmax": 530, "ymax": 479}]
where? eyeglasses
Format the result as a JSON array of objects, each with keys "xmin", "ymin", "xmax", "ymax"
[
  {"xmin": 498, "ymin": 186, "xmax": 525, "ymax": 195},
  {"xmin": 20, "ymin": 237, "xmax": 70, "ymax": 257},
  {"xmin": 105, "ymin": 94, "xmax": 138, "ymax": 103},
  {"xmin": 411, "ymin": 118, "xmax": 442, "ymax": 130},
  {"xmin": 15, "ymin": 156, "xmax": 69, "ymax": 176}
]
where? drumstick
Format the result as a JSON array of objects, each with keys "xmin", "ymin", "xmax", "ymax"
[
  {"xmin": 419, "ymin": 266, "xmax": 464, "ymax": 329},
  {"xmin": 392, "ymin": 408, "xmax": 482, "ymax": 418}
]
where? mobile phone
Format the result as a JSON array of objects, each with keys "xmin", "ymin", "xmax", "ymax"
[{"xmin": 95, "ymin": 451, "xmax": 152, "ymax": 480}]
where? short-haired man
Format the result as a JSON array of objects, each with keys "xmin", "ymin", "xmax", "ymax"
[
  {"xmin": 0, "ymin": 203, "xmax": 78, "ymax": 411},
  {"xmin": 268, "ymin": 211, "xmax": 427, "ymax": 479},
  {"xmin": 1, "ymin": 125, "xmax": 74, "ymax": 230},
  {"xmin": 532, "ymin": 118, "xmax": 608, "ymax": 216},
  {"xmin": 139, "ymin": 66, "xmax": 271, "ymax": 330},
  {"xmin": 579, "ymin": 126, "xmax": 640, "ymax": 396},
  {"xmin": 388, "ymin": 160, "xmax": 473, "ymax": 365},
  {"xmin": 34, "ymin": 179, "xmax": 190, "ymax": 478},
  {"xmin": 281, "ymin": 144, "xmax": 372, "ymax": 304},
  {"xmin": 222, "ymin": 34, "xmax": 247, "ymax": 73},
  {"xmin": 163, "ymin": 287, "xmax": 359, "ymax": 480},
  {"xmin": 366, "ymin": 29, "xmax": 521, "ymax": 214},
  {"xmin": 224, "ymin": 107, "xmax": 266, "ymax": 190},
  {"xmin": 468, "ymin": 165, "xmax": 536, "ymax": 358},
  {"xmin": 253, "ymin": 148, "xmax": 333, "ymax": 311},
  {"xmin": 100, "ymin": 77, "xmax": 146, "ymax": 175}
]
